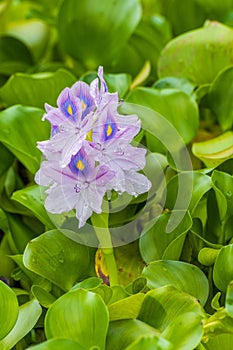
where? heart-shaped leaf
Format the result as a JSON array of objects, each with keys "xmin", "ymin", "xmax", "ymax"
[
  {"xmin": 108, "ymin": 293, "xmax": 145, "ymax": 321},
  {"xmin": 23, "ymin": 230, "xmax": 91, "ymax": 291},
  {"xmin": 0, "ymin": 105, "xmax": 50, "ymax": 174},
  {"xmin": 0, "ymin": 299, "xmax": 42, "ymax": 350},
  {"xmin": 208, "ymin": 66, "xmax": 233, "ymax": 131},
  {"xmin": 12, "ymin": 185, "xmax": 54, "ymax": 230},
  {"xmin": 142, "ymin": 260, "xmax": 209, "ymax": 305},
  {"xmin": 204, "ymin": 334, "xmax": 233, "ymax": 350},
  {"xmin": 27, "ymin": 338, "xmax": 85, "ymax": 350},
  {"xmin": 160, "ymin": 0, "xmax": 206, "ymax": 36},
  {"xmin": 158, "ymin": 21, "xmax": 233, "ymax": 84},
  {"xmin": 113, "ymin": 15, "xmax": 171, "ymax": 79},
  {"xmin": 211, "ymin": 170, "xmax": 233, "ymax": 223},
  {"xmin": 57, "ymin": 0, "xmax": 141, "ymax": 69},
  {"xmin": 165, "ymin": 171, "xmax": 212, "ymax": 213},
  {"xmin": 126, "ymin": 87, "xmax": 199, "ymax": 145},
  {"xmin": 0, "ymin": 35, "xmax": 33, "ymax": 75},
  {"xmin": 6, "ymin": 18, "xmax": 50, "ymax": 61},
  {"xmin": 0, "ymin": 69, "xmax": 76, "ymax": 108},
  {"xmin": 0, "ymin": 280, "xmax": 18, "ymax": 340},
  {"xmin": 213, "ymin": 244, "xmax": 233, "ymax": 292},
  {"xmin": 106, "ymin": 319, "xmax": 168, "ymax": 350},
  {"xmin": 138, "ymin": 286, "xmax": 206, "ymax": 350},
  {"xmin": 192, "ymin": 131, "xmax": 233, "ymax": 168},
  {"xmin": 139, "ymin": 211, "xmax": 192, "ymax": 262},
  {"xmin": 226, "ymin": 281, "xmax": 233, "ymax": 317},
  {"xmin": 45, "ymin": 289, "xmax": 109, "ymax": 350}
]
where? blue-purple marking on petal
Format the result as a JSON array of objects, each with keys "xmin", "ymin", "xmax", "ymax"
[
  {"xmin": 103, "ymin": 117, "xmax": 117, "ymax": 142},
  {"xmin": 69, "ymin": 148, "xmax": 90, "ymax": 176},
  {"xmin": 51, "ymin": 125, "xmax": 59, "ymax": 136},
  {"xmin": 80, "ymin": 94, "xmax": 94, "ymax": 118},
  {"xmin": 61, "ymin": 94, "xmax": 77, "ymax": 118}
]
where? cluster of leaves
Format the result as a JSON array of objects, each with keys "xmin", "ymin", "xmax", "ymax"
[{"xmin": 0, "ymin": 0, "xmax": 233, "ymax": 349}]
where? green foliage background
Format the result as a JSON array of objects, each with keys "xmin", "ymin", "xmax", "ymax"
[{"xmin": 0, "ymin": 0, "xmax": 233, "ymax": 349}]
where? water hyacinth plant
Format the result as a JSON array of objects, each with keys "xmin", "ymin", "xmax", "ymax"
[
  {"xmin": 35, "ymin": 66, "xmax": 151, "ymax": 285},
  {"xmin": 36, "ymin": 67, "xmax": 151, "ymax": 227}
]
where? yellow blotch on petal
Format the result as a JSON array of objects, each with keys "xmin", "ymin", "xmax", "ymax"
[
  {"xmin": 67, "ymin": 104, "xmax": 73, "ymax": 115},
  {"xmin": 86, "ymin": 130, "xmax": 92, "ymax": 142},
  {"xmin": 76, "ymin": 160, "xmax": 85, "ymax": 171},
  {"xmin": 81, "ymin": 100, "xmax": 87, "ymax": 111},
  {"xmin": 107, "ymin": 124, "xmax": 112, "ymax": 137}
]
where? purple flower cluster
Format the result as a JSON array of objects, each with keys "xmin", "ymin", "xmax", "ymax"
[{"xmin": 35, "ymin": 67, "xmax": 151, "ymax": 227}]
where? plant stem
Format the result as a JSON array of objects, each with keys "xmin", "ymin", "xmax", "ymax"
[{"xmin": 91, "ymin": 210, "xmax": 118, "ymax": 286}]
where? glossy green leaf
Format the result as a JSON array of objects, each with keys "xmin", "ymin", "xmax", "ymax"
[
  {"xmin": 140, "ymin": 0, "xmax": 163, "ymax": 16},
  {"xmin": 106, "ymin": 319, "xmax": 166, "ymax": 350},
  {"xmin": 158, "ymin": 21, "xmax": 233, "ymax": 84},
  {"xmin": 226, "ymin": 281, "xmax": 233, "ymax": 317},
  {"xmin": 0, "ymin": 233, "xmax": 15, "ymax": 280},
  {"xmin": 27, "ymin": 338, "xmax": 85, "ymax": 350},
  {"xmin": 208, "ymin": 66, "xmax": 233, "ymax": 131},
  {"xmin": 58, "ymin": 0, "xmax": 141, "ymax": 69},
  {"xmin": 192, "ymin": 131, "xmax": 233, "ymax": 168},
  {"xmin": 0, "ymin": 143, "xmax": 14, "ymax": 177},
  {"xmin": 0, "ymin": 280, "xmax": 18, "ymax": 340},
  {"xmin": 23, "ymin": 230, "xmax": 91, "ymax": 291},
  {"xmin": 45, "ymin": 289, "xmax": 109, "ymax": 350},
  {"xmin": 204, "ymin": 189, "xmax": 223, "ymax": 244},
  {"xmin": 0, "ymin": 35, "xmax": 33, "ymax": 75},
  {"xmin": 71, "ymin": 277, "xmax": 102, "ymax": 291},
  {"xmin": 142, "ymin": 260, "xmax": 209, "ymax": 305},
  {"xmin": 162, "ymin": 311, "xmax": 204, "ymax": 350},
  {"xmin": 71, "ymin": 278, "xmax": 114, "ymax": 305},
  {"xmin": 31, "ymin": 285, "xmax": 56, "ymax": 308},
  {"xmin": 113, "ymin": 15, "xmax": 171, "ymax": 79},
  {"xmin": 127, "ymin": 87, "xmax": 199, "ymax": 145},
  {"xmin": 165, "ymin": 171, "xmax": 212, "ymax": 213},
  {"xmin": 196, "ymin": 0, "xmax": 233, "ymax": 16},
  {"xmin": 6, "ymin": 19, "xmax": 50, "ymax": 61},
  {"xmin": 120, "ymin": 103, "xmax": 193, "ymax": 218},
  {"xmin": 153, "ymin": 76, "xmax": 195, "ymax": 95},
  {"xmin": 125, "ymin": 336, "xmax": 172, "ymax": 350},
  {"xmin": 12, "ymin": 185, "xmax": 54, "ymax": 229},
  {"xmin": 213, "ymin": 244, "xmax": 233, "ymax": 292},
  {"xmin": 211, "ymin": 170, "xmax": 233, "ymax": 222},
  {"xmin": 93, "ymin": 285, "xmax": 113, "ymax": 305},
  {"xmin": 10, "ymin": 254, "xmax": 52, "ymax": 291},
  {"xmin": 160, "ymin": 0, "xmax": 206, "ymax": 35},
  {"xmin": 0, "ymin": 69, "xmax": 77, "ymax": 108},
  {"xmin": 0, "ymin": 105, "xmax": 50, "ymax": 174},
  {"xmin": 138, "ymin": 286, "xmax": 205, "ymax": 350},
  {"xmin": 6, "ymin": 213, "xmax": 39, "ymax": 253},
  {"xmin": 203, "ymin": 334, "xmax": 233, "ymax": 350},
  {"xmin": 0, "ymin": 299, "xmax": 42, "ymax": 350},
  {"xmin": 108, "ymin": 285, "xmax": 129, "ymax": 304},
  {"xmin": 139, "ymin": 211, "xmax": 192, "ymax": 262},
  {"xmin": 143, "ymin": 153, "xmax": 168, "ymax": 200},
  {"xmin": 108, "ymin": 293, "xmax": 145, "ymax": 321}
]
